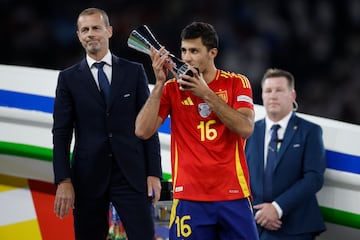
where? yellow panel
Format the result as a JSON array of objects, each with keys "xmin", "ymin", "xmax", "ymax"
[
  {"xmin": 0, "ymin": 219, "xmax": 42, "ymax": 240},
  {"xmin": 0, "ymin": 174, "xmax": 28, "ymax": 192}
]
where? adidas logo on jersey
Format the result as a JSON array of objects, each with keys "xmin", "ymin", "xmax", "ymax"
[{"xmin": 181, "ymin": 96, "xmax": 194, "ymax": 105}]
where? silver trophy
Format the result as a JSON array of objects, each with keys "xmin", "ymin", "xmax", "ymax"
[{"xmin": 127, "ymin": 25, "xmax": 195, "ymax": 77}]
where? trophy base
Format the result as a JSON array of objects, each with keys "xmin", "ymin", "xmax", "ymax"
[
  {"xmin": 176, "ymin": 64, "xmax": 199, "ymax": 77},
  {"xmin": 177, "ymin": 65, "xmax": 200, "ymax": 89}
]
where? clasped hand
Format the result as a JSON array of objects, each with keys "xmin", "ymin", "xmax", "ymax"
[{"xmin": 254, "ymin": 203, "xmax": 282, "ymax": 231}]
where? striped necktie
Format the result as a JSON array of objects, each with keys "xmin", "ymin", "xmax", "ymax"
[{"xmin": 263, "ymin": 124, "xmax": 280, "ymax": 202}]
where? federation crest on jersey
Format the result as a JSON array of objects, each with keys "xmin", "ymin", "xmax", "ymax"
[
  {"xmin": 216, "ymin": 90, "xmax": 228, "ymax": 103},
  {"xmin": 198, "ymin": 103, "xmax": 211, "ymax": 118}
]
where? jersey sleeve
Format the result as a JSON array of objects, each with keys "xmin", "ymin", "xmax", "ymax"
[{"xmin": 233, "ymin": 74, "xmax": 254, "ymax": 110}]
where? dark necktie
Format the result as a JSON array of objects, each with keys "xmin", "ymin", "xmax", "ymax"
[
  {"xmin": 263, "ymin": 124, "xmax": 281, "ymax": 202},
  {"xmin": 94, "ymin": 61, "xmax": 110, "ymax": 106}
]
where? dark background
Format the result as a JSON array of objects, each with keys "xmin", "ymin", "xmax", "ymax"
[{"xmin": 1, "ymin": 0, "xmax": 359, "ymax": 124}]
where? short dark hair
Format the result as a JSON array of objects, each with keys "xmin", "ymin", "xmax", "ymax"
[
  {"xmin": 180, "ymin": 22, "xmax": 218, "ymax": 50},
  {"xmin": 261, "ymin": 68, "xmax": 295, "ymax": 90}
]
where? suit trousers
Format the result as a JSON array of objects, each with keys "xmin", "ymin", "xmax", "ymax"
[{"xmin": 73, "ymin": 158, "xmax": 155, "ymax": 240}]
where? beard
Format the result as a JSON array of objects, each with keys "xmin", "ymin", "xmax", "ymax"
[{"xmin": 84, "ymin": 41, "xmax": 101, "ymax": 54}]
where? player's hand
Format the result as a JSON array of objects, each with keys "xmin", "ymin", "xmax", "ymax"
[
  {"xmin": 150, "ymin": 47, "xmax": 176, "ymax": 84},
  {"xmin": 178, "ymin": 65, "xmax": 210, "ymax": 98}
]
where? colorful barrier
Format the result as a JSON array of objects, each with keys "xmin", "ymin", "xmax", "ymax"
[{"xmin": 1, "ymin": 64, "xmax": 360, "ymax": 239}]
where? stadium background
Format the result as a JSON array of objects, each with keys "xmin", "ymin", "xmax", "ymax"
[{"xmin": 1, "ymin": 0, "xmax": 360, "ymax": 124}]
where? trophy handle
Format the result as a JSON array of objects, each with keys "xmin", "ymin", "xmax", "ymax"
[
  {"xmin": 138, "ymin": 25, "xmax": 162, "ymax": 50},
  {"xmin": 127, "ymin": 25, "xmax": 162, "ymax": 55}
]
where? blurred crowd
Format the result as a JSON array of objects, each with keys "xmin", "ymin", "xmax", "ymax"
[{"xmin": 1, "ymin": 0, "xmax": 359, "ymax": 124}]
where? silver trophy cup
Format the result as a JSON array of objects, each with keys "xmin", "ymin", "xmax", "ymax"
[{"xmin": 127, "ymin": 25, "xmax": 195, "ymax": 77}]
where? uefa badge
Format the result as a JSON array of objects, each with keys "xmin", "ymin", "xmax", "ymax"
[{"xmin": 198, "ymin": 103, "xmax": 211, "ymax": 118}]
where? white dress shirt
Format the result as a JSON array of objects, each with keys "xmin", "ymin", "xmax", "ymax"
[
  {"xmin": 87, "ymin": 50, "xmax": 113, "ymax": 89},
  {"xmin": 264, "ymin": 111, "xmax": 293, "ymax": 219}
]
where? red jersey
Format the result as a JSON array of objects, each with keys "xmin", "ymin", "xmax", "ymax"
[{"xmin": 158, "ymin": 70, "xmax": 254, "ymax": 201}]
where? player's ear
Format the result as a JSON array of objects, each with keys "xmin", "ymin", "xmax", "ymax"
[{"xmin": 209, "ymin": 48, "xmax": 218, "ymax": 58}]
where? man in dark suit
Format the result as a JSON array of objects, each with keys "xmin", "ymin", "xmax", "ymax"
[
  {"xmin": 245, "ymin": 68, "xmax": 326, "ymax": 239},
  {"xmin": 52, "ymin": 8, "xmax": 162, "ymax": 240}
]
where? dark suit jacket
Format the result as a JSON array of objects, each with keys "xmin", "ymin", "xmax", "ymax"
[
  {"xmin": 245, "ymin": 113, "xmax": 326, "ymax": 235},
  {"xmin": 52, "ymin": 55, "xmax": 162, "ymax": 198}
]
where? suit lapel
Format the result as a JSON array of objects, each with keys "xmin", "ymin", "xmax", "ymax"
[
  {"xmin": 275, "ymin": 113, "xmax": 299, "ymax": 169},
  {"xmin": 79, "ymin": 59, "xmax": 105, "ymax": 107},
  {"xmin": 258, "ymin": 120, "xmax": 266, "ymax": 168},
  {"xmin": 254, "ymin": 120, "xmax": 267, "ymax": 195},
  {"xmin": 255, "ymin": 120, "xmax": 266, "ymax": 181},
  {"xmin": 107, "ymin": 55, "xmax": 125, "ymax": 110}
]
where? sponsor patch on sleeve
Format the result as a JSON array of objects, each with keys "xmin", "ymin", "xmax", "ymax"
[{"xmin": 237, "ymin": 95, "xmax": 253, "ymax": 104}]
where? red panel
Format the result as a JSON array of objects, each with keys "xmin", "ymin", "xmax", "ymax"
[{"xmin": 28, "ymin": 179, "xmax": 74, "ymax": 240}]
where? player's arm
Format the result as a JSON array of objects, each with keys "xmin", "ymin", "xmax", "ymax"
[
  {"xmin": 178, "ymin": 66, "xmax": 255, "ymax": 138},
  {"xmin": 135, "ymin": 83, "xmax": 164, "ymax": 140},
  {"xmin": 136, "ymin": 47, "xmax": 171, "ymax": 139},
  {"xmin": 179, "ymin": 68, "xmax": 254, "ymax": 138},
  {"xmin": 202, "ymin": 90, "xmax": 254, "ymax": 138}
]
